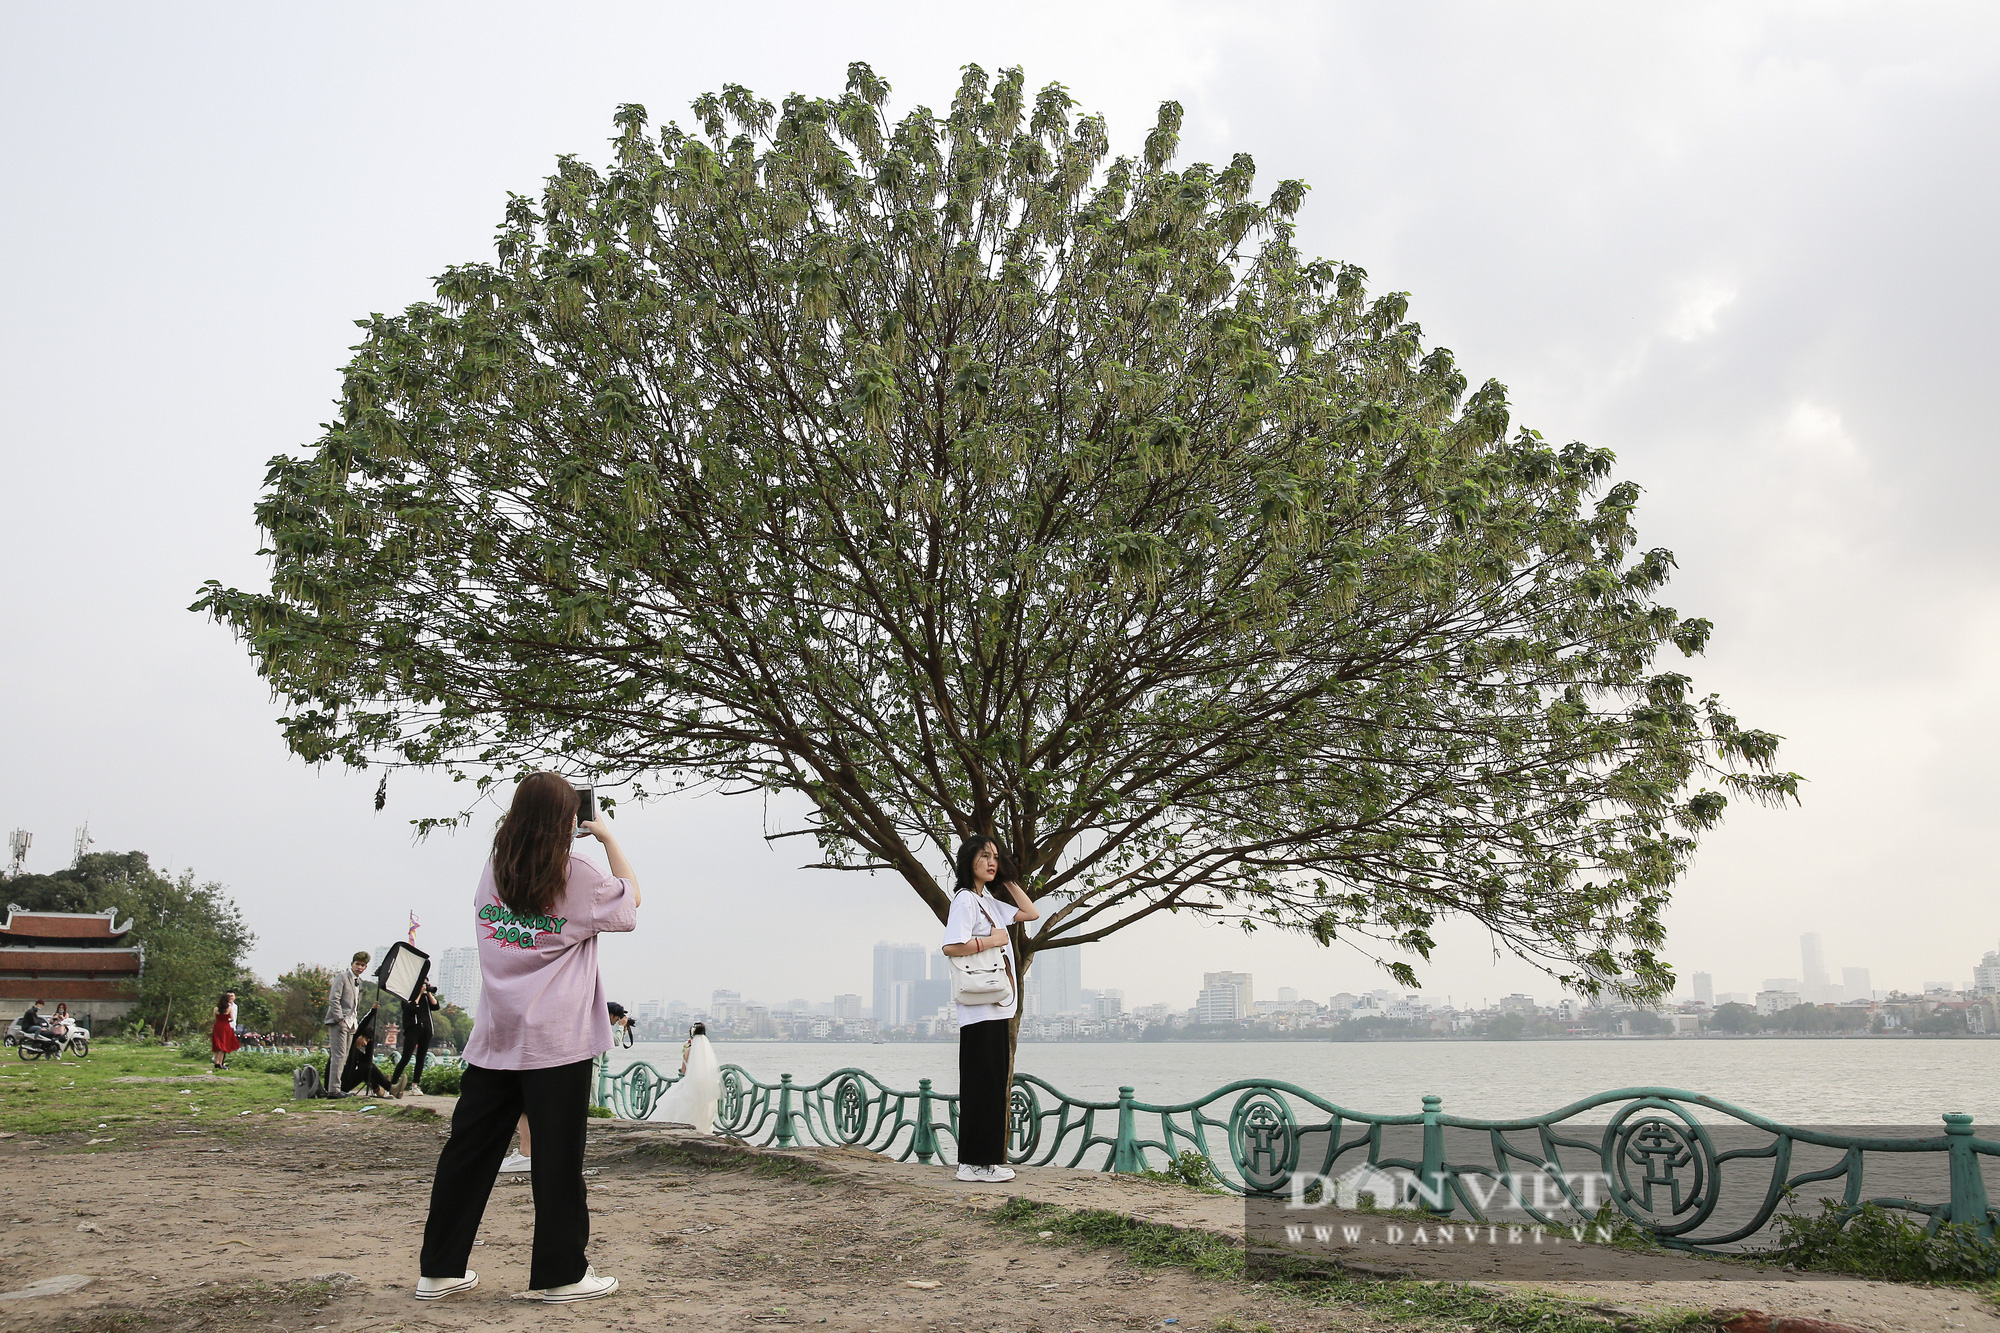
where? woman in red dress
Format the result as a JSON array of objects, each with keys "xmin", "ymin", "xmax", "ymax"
[{"xmin": 210, "ymin": 991, "xmax": 242, "ymax": 1070}]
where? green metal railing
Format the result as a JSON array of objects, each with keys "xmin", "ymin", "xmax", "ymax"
[{"xmin": 593, "ymin": 1057, "xmax": 1998, "ymax": 1252}]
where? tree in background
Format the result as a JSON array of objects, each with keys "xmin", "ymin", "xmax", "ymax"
[
  {"xmin": 1710, "ymin": 1001, "xmax": 1757, "ymax": 1033},
  {"xmin": 273, "ymin": 965, "xmax": 333, "ymax": 1042},
  {"xmin": 232, "ymin": 973, "xmax": 279, "ymax": 1036},
  {"xmin": 434, "ymin": 1003, "xmax": 474, "ymax": 1052},
  {"xmin": 5, "ymin": 851, "xmax": 253, "ymax": 1036},
  {"xmin": 197, "ymin": 64, "xmax": 1796, "ymax": 1020}
]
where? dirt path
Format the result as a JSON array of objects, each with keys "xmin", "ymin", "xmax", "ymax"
[
  {"xmin": 0, "ymin": 1107, "xmax": 1335, "ymax": 1333},
  {"xmin": 0, "ymin": 1106, "xmax": 1987, "ymax": 1333}
]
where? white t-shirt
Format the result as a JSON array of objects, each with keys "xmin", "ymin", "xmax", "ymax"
[{"xmin": 942, "ymin": 889, "xmax": 1021, "ymax": 1029}]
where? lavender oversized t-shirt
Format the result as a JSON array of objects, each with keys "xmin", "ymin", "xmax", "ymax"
[{"xmin": 461, "ymin": 852, "xmax": 638, "ymax": 1070}]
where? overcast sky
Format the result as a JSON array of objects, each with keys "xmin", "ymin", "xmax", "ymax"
[{"xmin": 3, "ymin": 2, "xmax": 1996, "ymax": 1013}]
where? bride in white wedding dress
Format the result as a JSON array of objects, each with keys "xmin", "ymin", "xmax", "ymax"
[{"xmin": 650, "ymin": 1022, "xmax": 723, "ymax": 1132}]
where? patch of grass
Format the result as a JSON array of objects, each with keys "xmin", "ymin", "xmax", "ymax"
[
  {"xmin": 635, "ymin": 1139, "xmax": 830, "ymax": 1182},
  {"xmin": 1768, "ymin": 1198, "xmax": 2000, "ymax": 1285},
  {"xmin": 989, "ymin": 1196, "xmax": 1714, "ymax": 1333},
  {"xmin": 588, "ymin": 1103, "xmax": 613, "ymax": 1118},
  {"xmin": 0, "ymin": 1040, "xmax": 318, "ymax": 1137},
  {"xmin": 384, "ymin": 1103, "xmax": 441, "ymax": 1122},
  {"xmin": 1579, "ymin": 1200, "xmax": 1664, "ymax": 1252},
  {"xmin": 177, "ymin": 1275, "xmax": 353, "ymax": 1311},
  {"xmin": 994, "ymin": 1196, "xmax": 1242, "ymax": 1278}
]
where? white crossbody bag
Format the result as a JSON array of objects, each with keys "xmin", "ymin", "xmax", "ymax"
[{"xmin": 947, "ymin": 894, "xmax": 1015, "ymax": 1006}]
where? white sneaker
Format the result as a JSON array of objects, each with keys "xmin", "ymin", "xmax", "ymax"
[
  {"xmin": 415, "ymin": 1271, "xmax": 478, "ymax": 1300},
  {"xmin": 955, "ymin": 1163, "xmax": 985, "ymax": 1182},
  {"xmin": 528, "ymin": 1266, "xmax": 618, "ymax": 1302},
  {"xmin": 984, "ymin": 1164, "xmax": 1016, "ymax": 1182},
  {"xmin": 498, "ymin": 1152, "xmax": 532, "ymax": 1174}
]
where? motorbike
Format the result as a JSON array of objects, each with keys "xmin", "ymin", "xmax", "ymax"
[
  {"xmin": 15, "ymin": 1026, "xmax": 64, "ymax": 1060},
  {"xmin": 10, "ymin": 1017, "xmax": 89, "ymax": 1059}
]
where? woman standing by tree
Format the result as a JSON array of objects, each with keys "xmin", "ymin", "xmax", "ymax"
[
  {"xmin": 940, "ymin": 837, "xmax": 1039, "ymax": 1183},
  {"xmin": 209, "ymin": 991, "xmax": 240, "ymax": 1071},
  {"xmin": 415, "ymin": 772, "xmax": 640, "ymax": 1304}
]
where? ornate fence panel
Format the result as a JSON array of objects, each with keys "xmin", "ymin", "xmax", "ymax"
[{"xmin": 592, "ymin": 1058, "xmax": 1998, "ymax": 1253}]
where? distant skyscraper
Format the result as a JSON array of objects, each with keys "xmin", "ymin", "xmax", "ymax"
[
  {"xmin": 1028, "ymin": 946, "xmax": 1082, "ymax": 1015},
  {"xmin": 1973, "ymin": 949, "xmax": 2000, "ymax": 996},
  {"xmin": 436, "ymin": 946, "xmax": 480, "ymax": 1015},
  {"xmin": 1195, "ymin": 971, "xmax": 1253, "ymax": 1024},
  {"xmin": 831, "ymin": 993, "xmax": 862, "ymax": 1021},
  {"xmin": 1196, "ymin": 973, "xmax": 1251, "ymax": 1024},
  {"xmin": 1842, "ymin": 967, "xmax": 1872, "ymax": 1001},
  {"xmin": 1204, "ymin": 971, "xmax": 1254, "ymax": 1009},
  {"xmin": 873, "ymin": 942, "xmax": 927, "ymax": 1023},
  {"xmin": 1800, "ymin": 934, "xmax": 1829, "ymax": 1003},
  {"xmin": 1691, "ymin": 972, "xmax": 1714, "ymax": 1006}
]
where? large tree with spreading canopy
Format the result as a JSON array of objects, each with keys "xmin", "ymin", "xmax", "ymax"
[{"xmin": 197, "ymin": 63, "xmax": 1796, "ymax": 1009}]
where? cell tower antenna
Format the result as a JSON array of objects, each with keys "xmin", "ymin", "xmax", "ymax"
[
  {"xmin": 72, "ymin": 822, "xmax": 94, "ymax": 867},
  {"xmin": 6, "ymin": 830, "xmax": 29, "ymax": 880}
]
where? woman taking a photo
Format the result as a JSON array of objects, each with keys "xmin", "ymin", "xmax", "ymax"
[
  {"xmin": 939, "ymin": 836, "xmax": 1039, "ymax": 1183},
  {"xmin": 416, "ymin": 773, "xmax": 640, "ymax": 1304}
]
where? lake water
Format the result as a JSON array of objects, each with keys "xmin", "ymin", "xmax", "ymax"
[{"xmin": 610, "ymin": 1037, "xmax": 2000, "ymax": 1127}]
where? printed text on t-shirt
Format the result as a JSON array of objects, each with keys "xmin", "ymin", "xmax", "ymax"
[{"xmin": 479, "ymin": 903, "xmax": 568, "ymax": 950}]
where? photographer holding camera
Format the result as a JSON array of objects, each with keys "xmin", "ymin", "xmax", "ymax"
[
  {"xmin": 606, "ymin": 1001, "xmax": 635, "ymax": 1048},
  {"xmin": 415, "ymin": 773, "xmax": 640, "ymax": 1304}
]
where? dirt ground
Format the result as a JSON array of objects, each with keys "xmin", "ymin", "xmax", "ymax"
[{"xmin": 0, "ymin": 1103, "xmax": 1989, "ymax": 1333}]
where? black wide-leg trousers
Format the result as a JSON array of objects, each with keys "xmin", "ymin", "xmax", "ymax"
[
  {"xmin": 420, "ymin": 1058, "xmax": 593, "ymax": 1289},
  {"xmin": 957, "ymin": 1018, "xmax": 1011, "ymax": 1166}
]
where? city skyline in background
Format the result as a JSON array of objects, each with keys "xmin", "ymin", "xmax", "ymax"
[
  {"xmin": 11, "ymin": 820, "xmax": 1994, "ymax": 1017},
  {"xmin": 408, "ymin": 916, "xmax": 2000, "ymax": 1031}
]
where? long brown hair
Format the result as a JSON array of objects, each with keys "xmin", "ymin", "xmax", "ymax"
[{"xmin": 492, "ymin": 772, "xmax": 579, "ymax": 916}]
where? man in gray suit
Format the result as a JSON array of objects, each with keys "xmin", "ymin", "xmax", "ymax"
[{"xmin": 324, "ymin": 951, "xmax": 369, "ymax": 1098}]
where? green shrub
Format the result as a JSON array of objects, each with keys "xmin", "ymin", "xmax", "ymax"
[
  {"xmin": 420, "ymin": 1064, "xmax": 463, "ymax": 1096},
  {"xmin": 229, "ymin": 1050, "xmax": 324, "ymax": 1077},
  {"xmin": 1138, "ymin": 1151, "xmax": 1224, "ymax": 1192},
  {"xmin": 587, "ymin": 1104, "xmax": 612, "ymax": 1118},
  {"xmin": 1772, "ymin": 1199, "xmax": 2000, "ymax": 1284}
]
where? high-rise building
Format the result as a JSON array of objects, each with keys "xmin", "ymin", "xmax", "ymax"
[
  {"xmin": 1973, "ymin": 949, "xmax": 2000, "ymax": 996},
  {"xmin": 1026, "ymin": 946, "xmax": 1082, "ymax": 1016},
  {"xmin": 1205, "ymin": 971, "xmax": 1254, "ymax": 1009},
  {"xmin": 912, "ymin": 975, "xmax": 950, "ymax": 1021},
  {"xmin": 1756, "ymin": 989, "xmax": 1802, "ymax": 1016},
  {"xmin": 435, "ymin": 947, "xmax": 480, "ymax": 1015},
  {"xmin": 1800, "ymin": 934, "xmax": 1829, "ymax": 1003},
  {"xmin": 1842, "ymin": 967, "xmax": 1872, "ymax": 1002},
  {"xmin": 1194, "ymin": 971, "xmax": 1253, "ymax": 1024},
  {"xmin": 1196, "ymin": 973, "xmax": 1251, "ymax": 1024},
  {"xmin": 873, "ymin": 942, "xmax": 928, "ymax": 1026},
  {"xmin": 1690, "ymin": 972, "xmax": 1714, "ymax": 1007},
  {"xmin": 831, "ymin": 993, "xmax": 862, "ymax": 1021},
  {"xmin": 1276, "ymin": 987, "xmax": 1298, "ymax": 1003}
]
